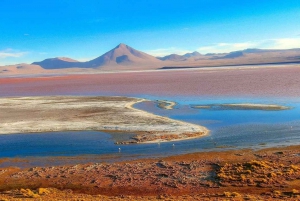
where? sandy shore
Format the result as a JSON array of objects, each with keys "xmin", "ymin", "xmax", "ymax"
[{"xmin": 0, "ymin": 96, "xmax": 208, "ymax": 143}]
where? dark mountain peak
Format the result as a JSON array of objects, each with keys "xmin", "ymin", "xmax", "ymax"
[
  {"xmin": 116, "ymin": 43, "xmax": 127, "ymax": 48},
  {"xmin": 210, "ymin": 50, "xmax": 244, "ymax": 60},
  {"xmin": 158, "ymin": 51, "xmax": 201, "ymax": 61},
  {"xmin": 184, "ymin": 51, "xmax": 201, "ymax": 58},
  {"xmin": 157, "ymin": 54, "xmax": 186, "ymax": 61}
]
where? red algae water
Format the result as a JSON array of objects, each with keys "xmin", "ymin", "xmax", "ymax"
[
  {"xmin": 1, "ymin": 67, "xmax": 300, "ymax": 97},
  {"xmin": 1, "ymin": 66, "xmax": 300, "ymax": 167}
]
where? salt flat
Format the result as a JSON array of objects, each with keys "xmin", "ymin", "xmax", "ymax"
[{"xmin": 0, "ymin": 96, "xmax": 208, "ymax": 143}]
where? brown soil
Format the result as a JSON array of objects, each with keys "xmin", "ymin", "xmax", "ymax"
[{"xmin": 1, "ymin": 145, "xmax": 300, "ymax": 200}]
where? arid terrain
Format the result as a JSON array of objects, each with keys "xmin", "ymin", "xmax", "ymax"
[
  {"xmin": 2, "ymin": 1, "xmax": 300, "ymax": 200},
  {"xmin": 0, "ymin": 66, "xmax": 300, "ymax": 200},
  {"xmin": 0, "ymin": 145, "xmax": 300, "ymax": 200}
]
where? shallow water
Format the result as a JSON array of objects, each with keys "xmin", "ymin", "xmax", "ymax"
[
  {"xmin": 135, "ymin": 95, "xmax": 300, "ymax": 146},
  {"xmin": 0, "ymin": 95, "xmax": 300, "ymax": 167}
]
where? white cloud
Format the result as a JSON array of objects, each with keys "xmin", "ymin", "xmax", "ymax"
[
  {"xmin": 145, "ymin": 38, "xmax": 300, "ymax": 56},
  {"xmin": 76, "ymin": 57, "xmax": 94, "ymax": 62},
  {"xmin": 268, "ymin": 38, "xmax": 300, "ymax": 49},
  {"xmin": 146, "ymin": 37, "xmax": 300, "ymax": 56},
  {"xmin": 197, "ymin": 42, "xmax": 256, "ymax": 54},
  {"xmin": 0, "ymin": 49, "xmax": 28, "ymax": 59},
  {"xmin": 145, "ymin": 47, "xmax": 193, "ymax": 57},
  {"xmin": 197, "ymin": 38, "xmax": 300, "ymax": 54}
]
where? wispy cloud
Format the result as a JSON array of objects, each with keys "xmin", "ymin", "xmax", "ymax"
[
  {"xmin": 268, "ymin": 38, "xmax": 300, "ymax": 49},
  {"xmin": 145, "ymin": 47, "xmax": 193, "ymax": 57},
  {"xmin": 197, "ymin": 38, "xmax": 300, "ymax": 54},
  {"xmin": 0, "ymin": 49, "xmax": 28, "ymax": 59},
  {"xmin": 146, "ymin": 37, "xmax": 300, "ymax": 56},
  {"xmin": 76, "ymin": 57, "xmax": 93, "ymax": 62},
  {"xmin": 197, "ymin": 42, "xmax": 256, "ymax": 54}
]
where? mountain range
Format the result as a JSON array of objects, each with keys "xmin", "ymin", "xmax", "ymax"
[
  {"xmin": 32, "ymin": 43, "xmax": 162, "ymax": 70},
  {"xmin": 1, "ymin": 43, "xmax": 300, "ymax": 75}
]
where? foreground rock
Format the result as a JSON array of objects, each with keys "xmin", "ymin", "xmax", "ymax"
[
  {"xmin": 0, "ymin": 96, "xmax": 208, "ymax": 143},
  {"xmin": 0, "ymin": 146, "xmax": 300, "ymax": 200}
]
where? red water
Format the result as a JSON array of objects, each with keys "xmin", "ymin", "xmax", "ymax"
[{"xmin": 1, "ymin": 67, "xmax": 300, "ymax": 97}]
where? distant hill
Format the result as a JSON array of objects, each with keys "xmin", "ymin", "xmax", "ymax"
[
  {"xmin": 157, "ymin": 54, "xmax": 186, "ymax": 61},
  {"xmin": 30, "ymin": 45, "xmax": 300, "ymax": 69},
  {"xmin": 211, "ymin": 51, "xmax": 244, "ymax": 60},
  {"xmin": 209, "ymin": 48, "xmax": 300, "ymax": 60},
  {"xmin": 157, "ymin": 51, "xmax": 201, "ymax": 61},
  {"xmin": 32, "ymin": 43, "xmax": 162, "ymax": 69},
  {"xmin": 183, "ymin": 51, "xmax": 201, "ymax": 58},
  {"xmin": 32, "ymin": 57, "xmax": 82, "ymax": 69},
  {"xmin": 0, "ymin": 63, "xmax": 45, "ymax": 74},
  {"xmin": 1, "ymin": 44, "xmax": 300, "ymax": 76},
  {"xmin": 85, "ymin": 43, "xmax": 161, "ymax": 68}
]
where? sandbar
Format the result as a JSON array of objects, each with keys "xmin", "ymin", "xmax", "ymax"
[
  {"xmin": 156, "ymin": 100, "xmax": 177, "ymax": 110},
  {"xmin": 192, "ymin": 103, "xmax": 290, "ymax": 110},
  {"xmin": 0, "ymin": 96, "xmax": 208, "ymax": 144}
]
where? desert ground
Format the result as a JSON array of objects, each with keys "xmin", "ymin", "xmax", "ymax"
[
  {"xmin": 1, "ymin": 145, "xmax": 300, "ymax": 200},
  {"xmin": 0, "ymin": 65, "xmax": 300, "ymax": 200}
]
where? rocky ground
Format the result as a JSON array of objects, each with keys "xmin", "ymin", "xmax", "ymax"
[{"xmin": 1, "ymin": 145, "xmax": 300, "ymax": 200}]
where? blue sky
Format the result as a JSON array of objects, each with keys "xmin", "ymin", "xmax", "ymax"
[{"xmin": 1, "ymin": 0, "xmax": 300, "ymax": 65}]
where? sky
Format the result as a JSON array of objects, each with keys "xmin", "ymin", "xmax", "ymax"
[{"xmin": 0, "ymin": 0, "xmax": 300, "ymax": 65}]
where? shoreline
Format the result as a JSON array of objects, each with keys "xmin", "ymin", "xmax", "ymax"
[
  {"xmin": 0, "ymin": 96, "xmax": 209, "ymax": 144},
  {"xmin": 156, "ymin": 100, "xmax": 177, "ymax": 110},
  {"xmin": 126, "ymin": 99, "xmax": 209, "ymax": 144}
]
